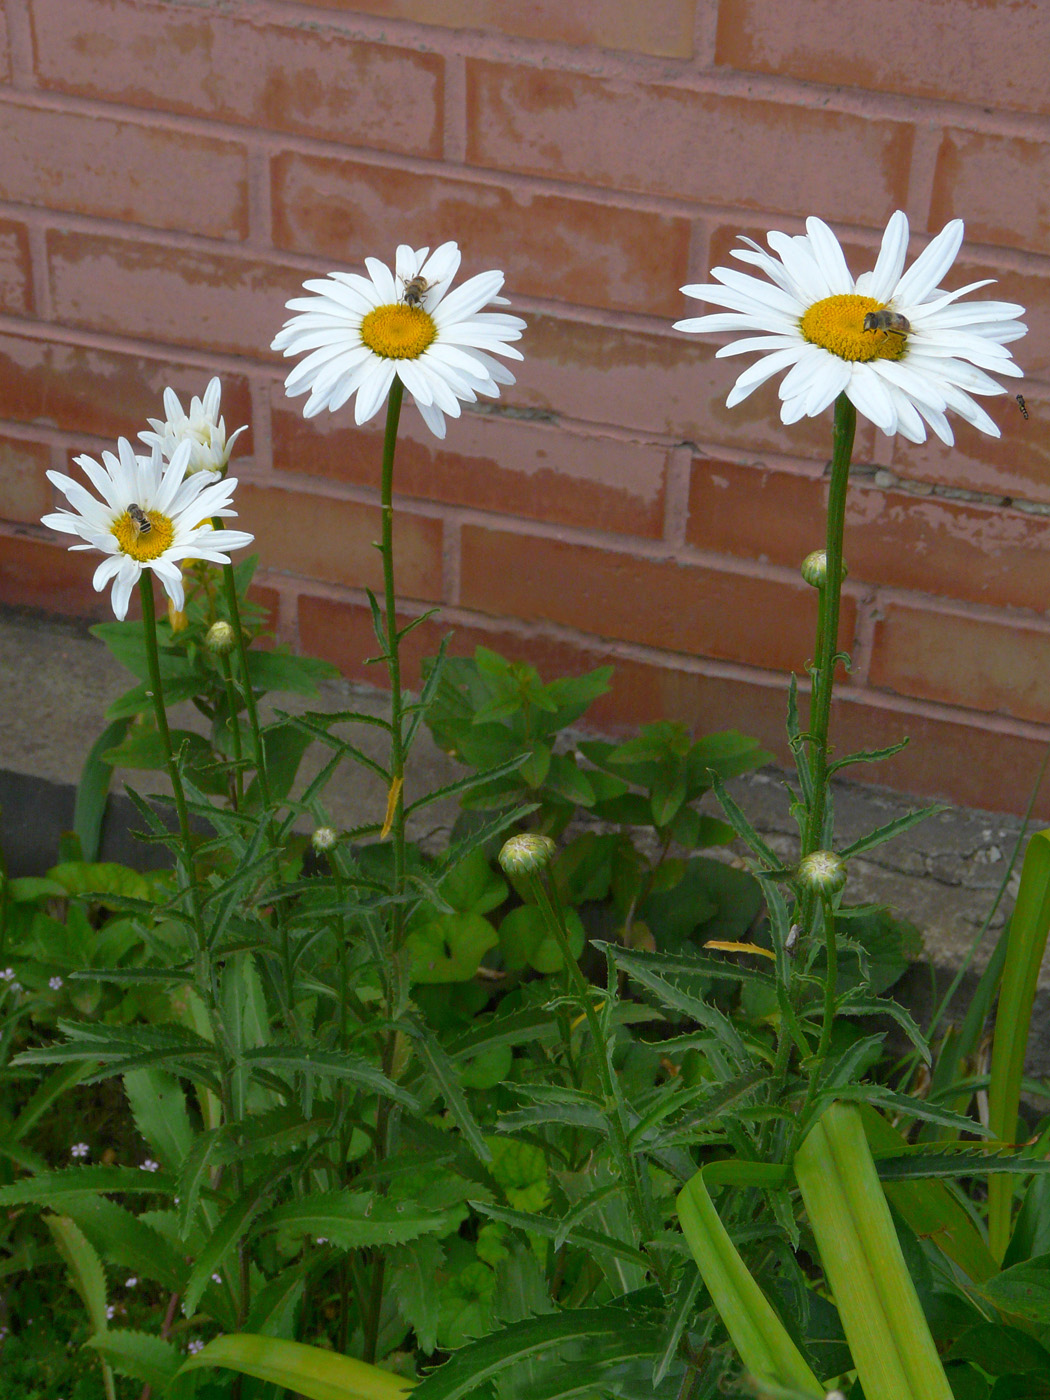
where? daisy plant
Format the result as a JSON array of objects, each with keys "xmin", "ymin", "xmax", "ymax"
[
  {"xmin": 673, "ymin": 212, "xmax": 1027, "ymax": 1396},
  {"xmin": 273, "ymin": 239, "xmax": 525, "ymax": 1360}
]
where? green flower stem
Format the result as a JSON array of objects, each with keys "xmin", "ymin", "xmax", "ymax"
[
  {"xmin": 362, "ymin": 378, "xmax": 409, "ymax": 1367},
  {"xmin": 528, "ymin": 871, "xmax": 670, "ymax": 1289},
  {"xmin": 817, "ymin": 892, "xmax": 838, "ymax": 1065},
  {"xmin": 216, "ymin": 651, "xmax": 245, "ymax": 809}
]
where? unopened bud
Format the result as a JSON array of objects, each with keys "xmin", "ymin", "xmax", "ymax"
[
  {"xmin": 311, "ymin": 826, "xmax": 339, "ymax": 854},
  {"xmin": 168, "ymin": 602, "xmax": 189, "ymax": 633},
  {"xmin": 499, "ymin": 834, "xmax": 556, "ymax": 876},
  {"xmin": 796, "ymin": 850, "xmax": 847, "ymax": 895},
  {"xmin": 801, "ymin": 550, "xmax": 847, "ymax": 589},
  {"xmin": 205, "ymin": 620, "xmax": 236, "ymax": 655}
]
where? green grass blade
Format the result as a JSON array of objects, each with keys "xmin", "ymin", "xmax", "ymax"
[
  {"xmin": 795, "ymin": 1103, "xmax": 954, "ymax": 1400},
  {"xmin": 676, "ymin": 1171, "xmax": 824, "ymax": 1395},
  {"xmin": 178, "ymin": 1333, "xmax": 415, "ymax": 1399},
  {"xmin": 988, "ymin": 828, "xmax": 1050, "ymax": 1259}
]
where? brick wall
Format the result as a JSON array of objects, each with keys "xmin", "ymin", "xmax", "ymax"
[{"xmin": 1, "ymin": 0, "xmax": 1048, "ymax": 815}]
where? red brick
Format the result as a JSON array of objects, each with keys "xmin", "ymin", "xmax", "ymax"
[
  {"xmin": 688, "ymin": 458, "xmax": 1050, "ymax": 613},
  {"xmin": 279, "ymin": 0, "xmax": 694, "ymax": 58},
  {"xmin": 47, "ymin": 231, "xmax": 301, "ymax": 359},
  {"xmin": 715, "ymin": 0, "xmax": 1050, "ymax": 116},
  {"xmin": 0, "ymin": 3, "xmax": 8, "ymax": 83},
  {"xmin": 29, "ymin": 0, "xmax": 443, "ymax": 156},
  {"xmin": 466, "ymin": 60, "xmax": 914, "ymax": 223},
  {"xmin": 0, "ymin": 99, "xmax": 249, "ymax": 240},
  {"xmin": 887, "ymin": 397, "xmax": 1050, "ymax": 507},
  {"xmin": 271, "ymin": 400, "xmax": 668, "ymax": 538},
  {"xmin": 931, "ymin": 129, "xmax": 1050, "ymax": 257},
  {"xmin": 295, "ymin": 591, "xmax": 1050, "ymax": 817},
  {"xmin": 458, "ymin": 524, "xmax": 855, "ymax": 674},
  {"xmin": 0, "ymin": 217, "xmax": 33, "ymax": 315},
  {"xmin": 271, "ymin": 153, "xmax": 690, "ymax": 318},
  {"xmin": 0, "ymin": 435, "xmax": 50, "ymax": 525},
  {"xmin": 503, "ymin": 312, "xmax": 832, "ymax": 454},
  {"xmin": 869, "ymin": 600, "xmax": 1050, "ymax": 725},
  {"xmin": 237, "ymin": 483, "xmax": 443, "ymax": 600},
  {"xmin": 0, "ymin": 529, "xmax": 111, "ymax": 617},
  {"xmin": 0, "ymin": 332, "xmax": 252, "ymax": 444}
]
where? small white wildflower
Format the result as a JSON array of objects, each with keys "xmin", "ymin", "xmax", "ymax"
[
  {"xmin": 0, "ymin": 967, "xmax": 14, "ymax": 981},
  {"xmin": 315, "ymin": 1236, "xmax": 329, "ymax": 1245},
  {"xmin": 211, "ymin": 1272, "xmax": 222, "ymax": 1284},
  {"xmin": 124, "ymin": 1276, "xmax": 138, "ymax": 1289},
  {"xmin": 70, "ymin": 1142, "xmax": 90, "ymax": 1159},
  {"xmin": 140, "ymin": 1158, "xmax": 160, "ymax": 1172},
  {"xmin": 105, "ymin": 1304, "xmax": 116, "ymax": 1320},
  {"xmin": 186, "ymin": 1338, "xmax": 205, "ymax": 1355},
  {"xmin": 49, "ymin": 975, "xmax": 64, "ymax": 991}
]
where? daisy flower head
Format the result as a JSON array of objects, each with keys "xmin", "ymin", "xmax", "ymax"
[
  {"xmin": 140, "ymin": 376, "xmax": 247, "ymax": 477},
  {"xmin": 272, "ymin": 241, "xmax": 526, "ymax": 439},
  {"xmin": 675, "ymin": 211, "xmax": 1026, "ymax": 446},
  {"xmin": 42, "ymin": 438, "xmax": 254, "ymax": 621}
]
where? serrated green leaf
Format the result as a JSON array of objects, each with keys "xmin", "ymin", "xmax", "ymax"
[
  {"xmin": 256, "ymin": 1191, "xmax": 458, "ymax": 1250},
  {"xmin": 391, "ymin": 1237, "xmax": 445, "ymax": 1354},
  {"xmin": 0, "ymin": 1166, "xmax": 172, "ymax": 1206},
  {"xmin": 178, "ymin": 1333, "xmax": 415, "ymax": 1400},
  {"xmin": 86, "ymin": 1328, "xmax": 183, "ymax": 1390},
  {"xmin": 55, "ymin": 1195, "xmax": 187, "ymax": 1293},
  {"xmin": 124, "ymin": 1067, "xmax": 194, "ymax": 1171}
]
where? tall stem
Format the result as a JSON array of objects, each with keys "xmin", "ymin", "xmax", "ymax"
[{"xmin": 363, "ymin": 378, "xmax": 408, "ymax": 1367}]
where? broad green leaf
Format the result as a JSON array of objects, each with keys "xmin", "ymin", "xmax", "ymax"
[
  {"xmin": 46, "ymin": 860, "xmax": 150, "ymax": 903},
  {"xmin": 45, "ymin": 1212, "xmax": 109, "ymax": 1334},
  {"xmin": 0, "ymin": 1165, "xmax": 173, "ymax": 1206},
  {"xmin": 56, "ymin": 1196, "xmax": 187, "ymax": 1293},
  {"xmin": 472, "ymin": 1201, "xmax": 648, "ymax": 1272},
  {"xmin": 976, "ymin": 1252, "xmax": 1050, "ymax": 1322},
  {"xmin": 407, "ymin": 911, "xmax": 498, "ymax": 984},
  {"xmin": 75, "ymin": 718, "xmax": 131, "ymax": 861},
  {"xmin": 178, "ymin": 1333, "xmax": 414, "ymax": 1400},
  {"xmin": 390, "ymin": 1237, "xmax": 445, "ymax": 1354}
]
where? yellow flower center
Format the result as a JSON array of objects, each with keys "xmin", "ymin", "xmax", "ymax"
[
  {"xmin": 360, "ymin": 303, "xmax": 437, "ymax": 360},
  {"xmin": 112, "ymin": 508, "xmax": 174, "ymax": 561},
  {"xmin": 799, "ymin": 294, "xmax": 908, "ymax": 363}
]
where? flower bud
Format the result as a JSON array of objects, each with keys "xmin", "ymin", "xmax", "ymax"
[
  {"xmin": 168, "ymin": 601, "xmax": 189, "ymax": 633},
  {"xmin": 311, "ymin": 826, "xmax": 339, "ymax": 854},
  {"xmin": 796, "ymin": 849, "xmax": 847, "ymax": 895},
  {"xmin": 801, "ymin": 550, "xmax": 847, "ymax": 589},
  {"xmin": 499, "ymin": 834, "xmax": 556, "ymax": 876},
  {"xmin": 205, "ymin": 620, "xmax": 236, "ymax": 655}
]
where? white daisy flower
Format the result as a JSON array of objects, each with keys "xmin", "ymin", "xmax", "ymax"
[
  {"xmin": 272, "ymin": 241, "xmax": 526, "ymax": 439},
  {"xmin": 42, "ymin": 438, "xmax": 254, "ymax": 621},
  {"xmin": 140, "ymin": 375, "xmax": 247, "ymax": 477},
  {"xmin": 675, "ymin": 211, "xmax": 1026, "ymax": 445}
]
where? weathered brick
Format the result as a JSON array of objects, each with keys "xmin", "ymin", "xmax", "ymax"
[
  {"xmin": 278, "ymin": 0, "xmax": 695, "ymax": 58},
  {"xmin": 466, "ymin": 60, "xmax": 914, "ymax": 222},
  {"xmin": 688, "ymin": 457, "xmax": 1050, "ymax": 613},
  {"xmin": 887, "ymin": 397, "xmax": 1050, "ymax": 507},
  {"xmin": 30, "ymin": 0, "xmax": 443, "ymax": 156},
  {"xmin": 47, "ymin": 232, "xmax": 301, "ymax": 359},
  {"xmin": 0, "ymin": 3, "xmax": 9, "ymax": 83},
  {"xmin": 0, "ymin": 99, "xmax": 249, "ymax": 239},
  {"xmin": 501, "ymin": 312, "xmax": 831, "ymax": 454},
  {"xmin": 931, "ymin": 129, "xmax": 1050, "ymax": 257},
  {"xmin": 869, "ymin": 600, "xmax": 1050, "ymax": 725},
  {"xmin": 715, "ymin": 0, "xmax": 1050, "ymax": 116},
  {"xmin": 271, "ymin": 153, "xmax": 690, "ymax": 318},
  {"xmin": 0, "ymin": 217, "xmax": 33, "ymax": 315},
  {"xmin": 0, "ymin": 529, "xmax": 110, "ymax": 617},
  {"xmin": 271, "ymin": 399, "xmax": 668, "ymax": 538},
  {"xmin": 237, "ymin": 483, "xmax": 443, "ymax": 600},
  {"xmin": 0, "ymin": 332, "xmax": 252, "ymax": 444},
  {"xmin": 459, "ymin": 523, "xmax": 854, "ymax": 674},
  {"xmin": 0, "ymin": 435, "xmax": 50, "ymax": 525}
]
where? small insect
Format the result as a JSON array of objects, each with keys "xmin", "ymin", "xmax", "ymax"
[
  {"xmin": 399, "ymin": 273, "xmax": 431, "ymax": 309},
  {"xmin": 785, "ymin": 923, "xmax": 802, "ymax": 955},
  {"xmin": 863, "ymin": 309, "xmax": 911, "ymax": 340},
  {"xmin": 127, "ymin": 502, "xmax": 152, "ymax": 535},
  {"xmin": 1017, "ymin": 393, "xmax": 1029, "ymax": 420}
]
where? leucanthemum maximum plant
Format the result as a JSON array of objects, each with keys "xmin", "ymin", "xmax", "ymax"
[
  {"xmin": 42, "ymin": 437, "xmax": 254, "ymax": 620},
  {"xmin": 676, "ymin": 210, "xmax": 1026, "ymax": 445},
  {"xmin": 139, "ymin": 375, "xmax": 248, "ymax": 476},
  {"xmin": 272, "ymin": 240, "xmax": 526, "ymax": 438}
]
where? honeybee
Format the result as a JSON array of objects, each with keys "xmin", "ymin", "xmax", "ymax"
[
  {"xmin": 1017, "ymin": 393, "xmax": 1029, "ymax": 420},
  {"xmin": 399, "ymin": 273, "xmax": 431, "ymax": 309},
  {"xmin": 863, "ymin": 309, "xmax": 911, "ymax": 340},
  {"xmin": 127, "ymin": 502, "xmax": 152, "ymax": 535}
]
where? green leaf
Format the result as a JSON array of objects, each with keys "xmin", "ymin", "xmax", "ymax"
[
  {"xmin": 55, "ymin": 1196, "xmax": 187, "ymax": 1293},
  {"xmin": 246, "ymin": 649, "xmax": 338, "ymax": 695},
  {"xmin": 74, "ymin": 718, "xmax": 131, "ymax": 861},
  {"xmin": 0, "ymin": 1166, "xmax": 172, "ymax": 1206},
  {"xmin": 838, "ymin": 804, "xmax": 946, "ymax": 859},
  {"xmin": 439, "ymin": 847, "xmax": 508, "ymax": 916},
  {"xmin": 184, "ymin": 1177, "xmax": 274, "ymax": 1317},
  {"xmin": 989, "ymin": 828, "xmax": 1050, "ymax": 1259},
  {"xmin": 411, "ymin": 1308, "xmax": 661, "ymax": 1400},
  {"xmin": 46, "ymin": 861, "xmax": 151, "ymax": 903},
  {"xmin": 409, "ymin": 1019, "xmax": 493, "ymax": 1163},
  {"xmin": 45, "ymin": 1212, "xmax": 109, "ymax": 1334},
  {"xmin": 471, "ymin": 1201, "xmax": 648, "ymax": 1271},
  {"xmin": 407, "ymin": 911, "xmax": 498, "ymax": 984},
  {"xmin": 123, "ymin": 1067, "xmax": 194, "ymax": 1171},
  {"xmin": 86, "ymin": 1329, "xmax": 183, "ymax": 1390},
  {"xmin": 391, "ymin": 1237, "xmax": 445, "ymax": 1353},
  {"xmin": 498, "ymin": 904, "xmax": 585, "ymax": 975},
  {"xmin": 975, "ymin": 1252, "xmax": 1050, "ymax": 1322},
  {"xmin": 240, "ymin": 1048, "xmax": 418, "ymax": 1109},
  {"xmin": 178, "ymin": 1333, "xmax": 415, "ymax": 1400},
  {"xmin": 256, "ymin": 1191, "xmax": 458, "ymax": 1250}
]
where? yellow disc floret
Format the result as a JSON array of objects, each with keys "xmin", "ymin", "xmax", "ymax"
[
  {"xmin": 360, "ymin": 304, "xmax": 437, "ymax": 360},
  {"xmin": 112, "ymin": 509, "xmax": 175, "ymax": 561},
  {"xmin": 800, "ymin": 294, "xmax": 908, "ymax": 363}
]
